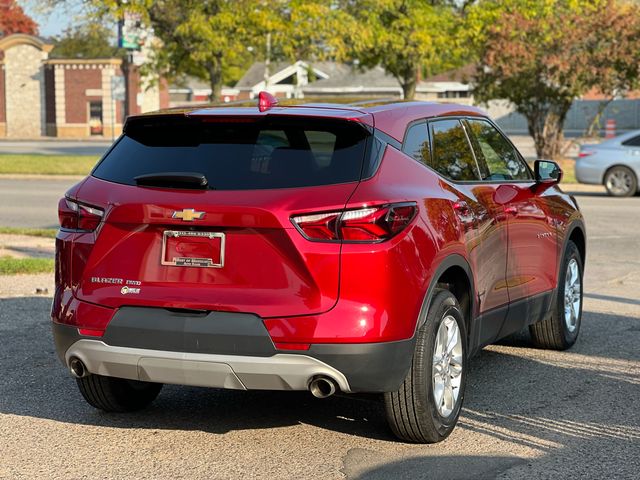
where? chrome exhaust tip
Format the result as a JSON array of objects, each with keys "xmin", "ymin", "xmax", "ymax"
[
  {"xmin": 69, "ymin": 357, "xmax": 88, "ymax": 378},
  {"xmin": 309, "ymin": 376, "xmax": 337, "ymax": 399}
]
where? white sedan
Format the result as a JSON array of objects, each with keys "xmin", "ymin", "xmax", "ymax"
[{"xmin": 576, "ymin": 130, "xmax": 640, "ymax": 196}]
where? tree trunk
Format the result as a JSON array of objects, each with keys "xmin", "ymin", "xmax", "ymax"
[
  {"xmin": 585, "ymin": 98, "xmax": 613, "ymax": 138},
  {"xmin": 207, "ymin": 57, "xmax": 223, "ymax": 103},
  {"xmin": 525, "ymin": 104, "xmax": 571, "ymax": 160},
  {"xmin": 400, "ymin": 66, "xmax": 418, "ymax": 100}
]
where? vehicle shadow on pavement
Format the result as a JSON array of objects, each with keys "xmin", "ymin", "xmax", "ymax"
[
  {"xmin": 342, "ymin": 451, "xmax": 526, "ymax": 480},
  {"xmin": 1, "ymin": 296, "xmax": 639, "ymax": 453},
  {"xmin": 0, "ymin": 296, "xmax": 395, "ymax": 441}
]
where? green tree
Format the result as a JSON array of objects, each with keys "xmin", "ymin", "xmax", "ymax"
[
  {"xmin": 42, "ymin": 0, "xmax": 351, "ymax": 101},
  {"xmin": 154, "ymin": 0, "xmax": 353, "ymax": 99},
  {"xmin": 50, "ymin": 23, "xmax": 123, "ymax": 59},
  {"xmin": 340, "ymin": 0, "xmax": 464, "ymax": 100},
  {"xmin": 468, "ymin": 0, "xmax": 640, "ymax": 159}
]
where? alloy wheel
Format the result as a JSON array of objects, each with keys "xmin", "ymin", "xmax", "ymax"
[
  {"xmin": 606, "ymin": 169, "xmax": 633, "ymax": 196},
  {"xmin": 432, "ymin": 315, "xmax": 463, "ymax": 418},
  {"xmin": 564, "ymin": 258, "xmax": 582, "ymax": 332}
]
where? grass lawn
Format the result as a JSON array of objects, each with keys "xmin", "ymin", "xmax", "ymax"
[
  {"xmin": 0, "ymin": 154, "xmax": 97, "ymax": 175},
  {"xmin": 0, "ymin": 257, "xmax": 55, "ymax": 275},
  {"xmin": 0, "ymin": 227, "xmax": 57, "ymax": 238},
  {"xmin": 557, "ymin": 158, "xmax": 577, "ymax": 184}
]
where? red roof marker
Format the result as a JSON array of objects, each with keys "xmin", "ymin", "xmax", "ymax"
[{"xmin": 258, "ymin": 91, "xmax": 279, "ymax": 112}]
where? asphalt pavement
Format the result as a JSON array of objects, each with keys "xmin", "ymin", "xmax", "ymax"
[
  {"xmin": 0, "ymin": 140, "xmax": 111, "ymax": 156},
  {"xmin": 0, "ymin": 189, "xmax": 639, "ymax": 479},
  {"xmin": 0, "ymin": 177, "xmax": 82, "ymax": 229}
]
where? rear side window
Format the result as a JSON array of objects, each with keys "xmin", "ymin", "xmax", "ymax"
[
  {"xmin": 430, "ymin": 119, "xmax": 479, "ymax": 181},
  {"xmin": 402, "ymin": 122, "xmax": 430, "ymax": 165},
  {"xmin": 622, "ymin": 134, "xmax": 640, "ymax": 147},
  {"xmin": 465, "ymin": 119, "xmax": 531, "ymax": 181},
  {"xmin": 93, "ymin": 117, "xmax": 371, "ymax": 190}
]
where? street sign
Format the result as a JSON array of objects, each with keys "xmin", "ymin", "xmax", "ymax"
[
  {"xmin": 111, "ymin": 76, "xmax": 125, "ymax": 102},
  {"xmin": 118, "ymin": 12, "xmax": 144, "ymax": 50}
]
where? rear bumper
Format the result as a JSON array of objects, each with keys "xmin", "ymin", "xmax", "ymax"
[
  {"xmin": 52, "ymin": 306, "xmax": 415, "ymax": 393},
  {"xmin": 574, "ymin": 160, "xmax": 603, "ymax": 184},
  {"xmin": 64, "ymin": 338, "xmax": 353, "ymax": 392}
]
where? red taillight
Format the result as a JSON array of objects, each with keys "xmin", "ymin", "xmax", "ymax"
[
  {"xmin": 578, "ymin": 150, "xmax": 595, "ymax": 158},
  {"xmin": 291, "ymin": 203, "xmax": 417, "ymax": 243},
  {"xmin": 58, "ymin": 198, "xmax": 104, "ymax": 232},
  {"xmin": 78, "ymin": 328, "xmax": 105, "ymax": 337}
]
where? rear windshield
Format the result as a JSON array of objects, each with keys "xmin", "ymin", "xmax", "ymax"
[{"xmin": 92, "ymin": 116, "xmax": 371, "ymax": 190}]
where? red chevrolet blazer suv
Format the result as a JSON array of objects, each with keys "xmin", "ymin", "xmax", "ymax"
[{"xmin": 52, "ymin": 95, "xmax": 585, "ymax": 443}]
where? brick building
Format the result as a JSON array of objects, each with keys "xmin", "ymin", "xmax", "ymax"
[{"xmin": 0, "ymin": 33, "xmax": 169, "ymax": 139}]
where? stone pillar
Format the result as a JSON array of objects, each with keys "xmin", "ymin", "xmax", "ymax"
[
  {"xmin": 54, "ymin": 65, "xmax": 66, "ymax": 127},
  {"xmin": 0, "ymin": 65, "xmax": 6, "ymax": 137},
  {"xmin": 2, "ymin": 36, "xmax": 52, "ymax": 138}
]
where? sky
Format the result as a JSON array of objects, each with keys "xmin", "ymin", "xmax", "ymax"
[{"xmin": 19, "ymin": 1, "xmax": 81, "ymax": 37}]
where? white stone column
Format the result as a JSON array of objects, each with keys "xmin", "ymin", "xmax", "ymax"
[
  {"xmin": 5, "ymin": 44, "xmax": 46, "ymax": 138},
  {"xmin": 54, "ymin": 65, "xmax": 66, "ymax": 126},
  {"xmin": 101, "ymin": 65, "xmax": 116, "ymax": 136}
]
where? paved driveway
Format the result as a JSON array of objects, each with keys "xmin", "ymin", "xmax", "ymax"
[{"xmin": 0, "ymin": 190, "xmax": 638, "ymax": 479}]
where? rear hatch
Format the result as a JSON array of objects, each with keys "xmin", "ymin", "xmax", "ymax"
[{"xmin": 71, "ymin": 111, "xmax": 373, "ymax": 318}]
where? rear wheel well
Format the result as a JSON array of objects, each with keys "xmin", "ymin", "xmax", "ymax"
[
  {"xmin": 436, "ymin": 266, "xmax": 472, "ymax": 337},
  {"xmin": 568, "ymin": 227, "xmax": 586, "ymax": 263}
]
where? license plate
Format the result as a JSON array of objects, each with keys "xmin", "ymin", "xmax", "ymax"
[{"xmin": 161, "ymin": 231, "xmax": 225, "ymax": 268}]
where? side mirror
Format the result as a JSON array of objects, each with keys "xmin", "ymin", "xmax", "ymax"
[{"xmin": 534, "ymin": 160, "xmax": 563, "ymax": 185}]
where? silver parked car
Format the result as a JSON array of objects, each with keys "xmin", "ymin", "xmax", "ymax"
[{"xmin": 576, "ymin": 130, "xmax": 640, "ymax": 196}]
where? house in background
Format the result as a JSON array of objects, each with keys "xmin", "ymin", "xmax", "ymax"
[
  {"xmin": 233, "ymin": 60, "xmax": 476, "ymax": 103},
  {"xmin": 235, "ymin": 60, "xmax": 343, "ymax": 100},
  {"xmin": 168, "ymin": 76, "xmax": 239, "ymax": 106},
  {"xmin": 302, "ymin": 65, "xmax": 402, "ymax": 99},
  {"xmin": 415, "ymin": 64, "xmax": 476, "ymax": 105}
]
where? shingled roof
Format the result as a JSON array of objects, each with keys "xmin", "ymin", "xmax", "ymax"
[{"xmin": 304, "ymin": 65, "xmax": 401, "ymax": 91}]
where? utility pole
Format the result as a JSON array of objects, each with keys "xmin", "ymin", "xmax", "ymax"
[{"xmin": 264, "ymin": 32, "xmax": 271, "ymax": 91}]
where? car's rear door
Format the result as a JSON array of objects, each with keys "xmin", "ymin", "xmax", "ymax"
[
  {"xmin": 464, "ymin": 118, "xmax": 558, "ymax": 335},
  {"xmin": 425, "ymin": 118, "xmax": 510, "ymax": 346}
]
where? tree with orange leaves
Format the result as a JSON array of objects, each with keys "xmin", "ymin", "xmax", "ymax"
[
  {"xmin": 0, "ymin": 0, "xmax": 38, "ymax": 37},
  {"xmin": 468, "ymin": 0, "xmax": 640, "ymax": 160}
]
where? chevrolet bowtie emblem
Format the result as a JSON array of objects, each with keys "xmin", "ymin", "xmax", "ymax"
[{"xmin": 172, "ymin": 209, "xmax": 205, "ymax": 221}]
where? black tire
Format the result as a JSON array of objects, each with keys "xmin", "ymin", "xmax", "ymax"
[
  {"xmin": 77, "ymin": 374, "xmax": 162, "ymax": 412},
  {"xmin": 530, "ymin": 240, "xmax": 583, "ymax": 350},
  {"xmin": 604, "ymin": 166, "xmax": 637, "ymax": 197},
  {"xmin": 384, "ymin": 289, "xmax": 467, "ymax": 443}
]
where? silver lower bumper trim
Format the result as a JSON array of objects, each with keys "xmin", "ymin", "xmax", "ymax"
[{"xmin": 65, "ymin": 340, "xmax": 352, "ymax": 392}]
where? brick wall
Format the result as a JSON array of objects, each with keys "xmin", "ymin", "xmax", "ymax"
[
  {"xmin": 64, "ymin": 67, "xmax": 102, "ymax": 124},
  {"xmin": 159, "ymin": 77, "xmax": 170, "ymax": 109}
]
